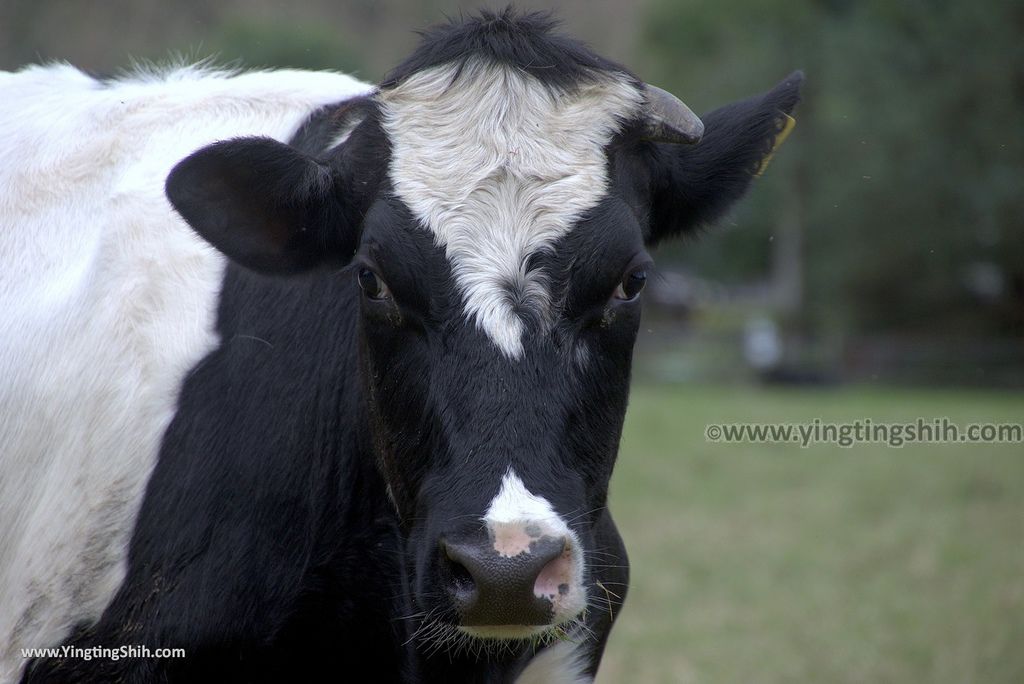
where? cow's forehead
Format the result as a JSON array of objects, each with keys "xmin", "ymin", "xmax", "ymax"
[{"xmin": 378, "ymin": 59, "xmax": 643, "ymax": 358}]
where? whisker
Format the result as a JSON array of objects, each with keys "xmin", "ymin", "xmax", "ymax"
[{"xmin": 563, "ymin": 505, "xmax": 608, "ymax": 525}]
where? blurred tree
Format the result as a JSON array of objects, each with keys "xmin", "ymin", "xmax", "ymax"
[
  {"xmin": 205, "ymin": 18, "xmax": 365, "ymax": 73},
  {"xmin": 642, "ymin": 0, "xmax": 1024, "ymax": 340}
]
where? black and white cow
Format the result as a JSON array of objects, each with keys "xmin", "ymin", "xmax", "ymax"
[{"xmin": 0, "ymin": 10, "xmax": 801, "ymax": 684}]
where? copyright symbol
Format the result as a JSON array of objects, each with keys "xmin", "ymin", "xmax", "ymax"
[{"xmin": 705, "ymin": 424, "xmax": 722, "ymax": 442}]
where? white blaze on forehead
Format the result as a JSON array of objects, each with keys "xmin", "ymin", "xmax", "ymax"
[{"xmin": 379, "ymin": 60, "xmax": 643, "ymax": 358}]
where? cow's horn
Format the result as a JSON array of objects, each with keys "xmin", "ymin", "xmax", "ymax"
[{"xmin": 641, "ymin": 84, "xmax": 704, "ymax": 145}]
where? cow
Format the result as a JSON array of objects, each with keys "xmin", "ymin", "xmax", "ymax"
[{"xmin": 0, "ymin": 9, "xmax": 802, "ymax": 684}]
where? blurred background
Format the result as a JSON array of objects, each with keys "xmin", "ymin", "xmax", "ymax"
[{"xmin": 3, "ymin": 1, "xmax": 1020, "ymax": 681}]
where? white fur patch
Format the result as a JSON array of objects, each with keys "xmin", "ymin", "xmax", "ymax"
[
  {"xmin": 484, "ymin": 470, "xmax": 587, "ymax": 625},
  {"xmin": 486, "ymin": 470, "xmax": 570, "ymax": 532},
  {"xmin": 0, "ymin": 63, "xmax": 371, "ymax": 683},
  {"xmin": 515, "ymin": 641, "xmax": 592, "ymax": 684},
  {"xmin": 379, "ymin": 60, "xmax": 642, "ymax": 358}
]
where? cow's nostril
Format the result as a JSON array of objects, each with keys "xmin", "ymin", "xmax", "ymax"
[
  {"xmin": 445, "ymin": 551, "xmax": 475, "ymax": 593},
  {"xmin": 533, "ymin": 545, "xmax": 573, "ymax": 602}
]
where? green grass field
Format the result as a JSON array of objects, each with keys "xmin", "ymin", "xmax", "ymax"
[{"xmin": 597, "ymin": 384, "xmax": 1024, "ymax": 684}]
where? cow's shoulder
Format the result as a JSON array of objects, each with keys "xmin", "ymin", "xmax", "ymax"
[{"xmin": 0, "ymin": 63, "xmax": 373, "ymax": 680}]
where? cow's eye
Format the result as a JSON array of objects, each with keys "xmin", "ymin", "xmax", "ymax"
[
  {"xmin": 357, "ymin": 268, "xmax": 391, "ymax": 300},
  {"xmin": 613, "ymin": 267, "xmax": 647, "ymax": 301}
]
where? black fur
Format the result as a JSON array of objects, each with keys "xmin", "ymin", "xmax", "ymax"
[
  {"xmin": 290, "ymin": 95, "xmax": 378, "ymax": 154},
  {"xmin": 380, "ymin": 8, "xmax": 639, "ymax": 93},
  {"xmin": 22, "ymin": 9, "xmax": 801, "ymax": 684}
]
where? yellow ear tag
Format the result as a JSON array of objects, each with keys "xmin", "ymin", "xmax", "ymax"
[{"xmin": 755, "ymin": 113, "xmax": 796, "ymax": 177}]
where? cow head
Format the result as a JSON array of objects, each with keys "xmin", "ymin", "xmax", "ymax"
[{"xmin": 166, "ymin": 10, "xmax": 801, "ymax": 659}]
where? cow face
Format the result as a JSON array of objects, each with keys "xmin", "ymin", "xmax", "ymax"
[
  {"xmin": 351, "ymin": 192, "xmax": 644, "ymax": 641},
  {"xmin": 166, "ymin": 12, "xmax": 801, "ymax": 656}
]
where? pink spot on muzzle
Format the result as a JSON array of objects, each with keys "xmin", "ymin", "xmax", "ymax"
[
  {"xmin": 490, "ymin": 521, "xmax": 542, "ymax": 558},
  {"xmin": 533, "ymin": 545, "xmax": 574, "ymax": 605}
]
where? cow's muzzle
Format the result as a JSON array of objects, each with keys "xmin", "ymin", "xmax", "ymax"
[{"xmin": 440, "ymin": 532, "xmax": 575, "ymax": 628}]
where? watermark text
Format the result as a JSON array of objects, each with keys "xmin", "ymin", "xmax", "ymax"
[
  {"xmin": 20, "ymin": 644, "xmax": 185, "ymax": 662},
  {"xmin": 704, "ymin": 418, "xmax": 1022, "ymax": 448}
]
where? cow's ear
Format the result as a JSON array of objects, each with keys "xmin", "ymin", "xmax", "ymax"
[
  {"xmin": 644, "ymin": 71, "xmax": 804, "ymax": 246},
  {"xmin": 166, "ymin": 137, "xmax": 357, "ymax": 273}
]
